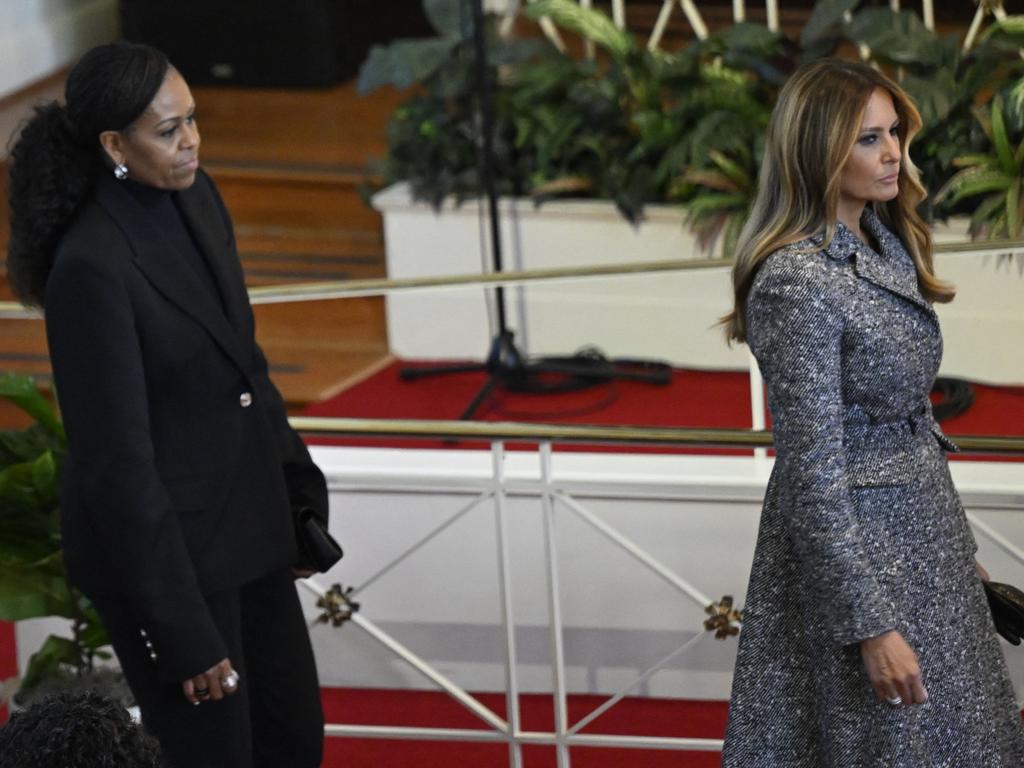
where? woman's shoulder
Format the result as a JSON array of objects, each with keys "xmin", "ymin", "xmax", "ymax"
[
  {"xmin": 47, "ymin": 193, "xmax": 133, "ymax": 297},
  {"xmin": 57, "ymin": 195, "xmax": 128, "ymax": 260},
  {"xmin": 751, "ymin": 235, "xmax": 850, "ymax": 297}
]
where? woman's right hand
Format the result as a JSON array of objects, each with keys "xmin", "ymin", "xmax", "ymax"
[
  {"xmin": 182, "ymin": 658, "xmax": 241, "ymax": 705},
  {"xmin": 860, "ymin": 630, "xmax": 928, "ymax": 707}
]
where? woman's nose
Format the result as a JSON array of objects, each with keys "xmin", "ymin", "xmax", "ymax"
[
  {"xmin": 883, "ymin": 133, "xmax": 899, "ymax": 161},
  {"xmin": 181, "ymin": 121, "xmax": 200, "ymax": 149}
]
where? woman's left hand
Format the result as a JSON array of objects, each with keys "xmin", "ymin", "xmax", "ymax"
[{"xmin": 975, "ymin": 561, "xmax": 990, "ymax": 582}]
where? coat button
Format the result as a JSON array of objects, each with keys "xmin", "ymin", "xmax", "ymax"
[{"xmin": 239, "ymin": 392, "xmax": 253, "ymax": 408}]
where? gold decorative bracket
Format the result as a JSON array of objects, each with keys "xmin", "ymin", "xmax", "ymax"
[
  {"xmin": 704, "ymin": 595, "xmax": 743, "ymax": 640},
  {"xmin": 315, "ymin": 584, "xmax": 360, "ymax": 628}
]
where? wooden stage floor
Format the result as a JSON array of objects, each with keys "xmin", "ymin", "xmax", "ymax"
[{"xmin": 0, "ymin": 75, "xmax": 406, "ymax": 426}]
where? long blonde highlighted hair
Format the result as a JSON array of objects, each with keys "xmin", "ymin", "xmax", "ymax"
[{"xmin": 724, "ymin": 58, "xmax": 954, "ymax": 343}]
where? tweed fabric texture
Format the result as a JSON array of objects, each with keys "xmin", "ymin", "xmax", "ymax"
[{"xmin": 722, "ymin": 209, "xmax": 1024, "ymax": 767}]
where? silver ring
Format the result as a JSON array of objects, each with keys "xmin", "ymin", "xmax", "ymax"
[
  {"xmin": 887, "ymin": 695, "xmax": 903, "ymax": 706},
  {"xmin": 221, "ymin": 671, "xmax": 239, "ymax": 690}
]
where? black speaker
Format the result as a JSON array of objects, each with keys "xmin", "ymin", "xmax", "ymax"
[{"xmin": 121, "ymin": 0, "xmax": 341, "ymax": 87}]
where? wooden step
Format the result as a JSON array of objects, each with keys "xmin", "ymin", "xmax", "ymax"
[{"xmin": 207, "ymin": 161, "xmax": 384, "ymax": 236}]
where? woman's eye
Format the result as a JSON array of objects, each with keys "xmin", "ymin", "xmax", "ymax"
[
  {"xmin": 858, "ymin": 134, "xmax": 876, "ymax": 145},
  {"xmin": 160, "ymin": 126, "xmax": 176, "ymax": 138}
]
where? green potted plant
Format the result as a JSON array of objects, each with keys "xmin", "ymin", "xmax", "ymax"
[
  {"xmin": 0, "ymin": 374, "xmax": 124, "ymax": 711},
  {"xmin": 360, "ymin": 0, "xmax": 1024, "ymax": 250},
  {"xmin": 935, "ymin": 88, "xmax": 1024, "ymax": 241}
]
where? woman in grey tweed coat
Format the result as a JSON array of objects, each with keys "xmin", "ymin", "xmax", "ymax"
[{"xmin": 721, "ymin": 59, "xmax": 1024, "ymax": 766}]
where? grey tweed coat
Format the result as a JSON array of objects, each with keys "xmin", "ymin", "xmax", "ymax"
[{"xmin": 722, "ymin": 208, "xmax": 1024, "ymax": 767}]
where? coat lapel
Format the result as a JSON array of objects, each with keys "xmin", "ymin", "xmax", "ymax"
[
  {"xmin": 95, "ymin": 175, "xmax": 253, "ymax": 377},
  {"xmin": 824, "ymin": 213, "xmax": 936, "ymax": 321},
  {"xmin": 173, "ymin": 175, "xmax": 252, "ymax": 335}
]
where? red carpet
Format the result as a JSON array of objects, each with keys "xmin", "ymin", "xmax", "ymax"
[
  {"xmin": 321, "ymin": 688, "xmax": 727, "ymax": 767},
  {"xmin": 0, "ymin": 622, "xmax": 14, "ymax": 724},
  {"xmin": 303, "ymin": 360, "xmax": 1024, "ymax": 460}
]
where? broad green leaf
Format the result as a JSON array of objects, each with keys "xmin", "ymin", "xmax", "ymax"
[
  {"xmin": 21, "ymin": 635, "xmax": 81, "ymax": 691},
  {"xmin": 0, "ymin": 560, "xmax": 74, "ymax": 621},
  {"xmin": 0, "ymin": 461, "xmax": 42, "ymax": 513},
  {"xmin": 991, "ymin": 98, "xmax": 1016, "ymax": 175},
  {"xmin": 800, "ymin": 0, "xmax": 860, "ymax": 48},
  {"xmin": 970, "ymin": 192, "xmax": 1007, "ymax": 235},
  {"xmin": 0, "ymin": 375, "xmax": 64, "ymax": 442},
  {"xmin": 846, "ymin": 9, "xmax": 943, "ymax": 67},
  {"xmin": 77, "ymin": 599, "xmax": 112, "ymax": 651},
  {"xmin": 683, "ymin": 191, "xmax": 750, "ymax": 214},
  {"xmin": 525, "ymin": 0, "xmax": 634, "ymax": 60},
  {"xmin": 424, "ymin": 0, "xmax": 464, "ymax": 38},
  {"xmin": 979, "ymin": 15, "xmax": 1024, "ymax": 44},
  {"xmin": 709, "ymin": 150, "xmax": 753, "ymax": 190},
  {"xmin": 1007, "ymin": 178, "xmax": 1021, "ymax": 238},
  {"xmin": 30, "ymin": 451, "xmax": 57, "ymax": 504},
  {"xmin": 722, "ymin": 22, "xmax": 779, "ymax": 55},
  {"xmin": 900, "ymin": 73, "xmax": 955, "ymax": 126},
  {"xmin": 681, "ymin": 169, "xmax": 739, "ymax": 193},
  {"xmin": 992, "ymin": 210, "xmax": 1008, "ymax": 237},
  {"xmin": 0, "ymin": 517, "xmax": 60, "ymax": 564},
  {"xmin": 1005, "ymin": 77, "xmax": 1024, "ymax": 136},
  {"xmin": 935, "ymin": 166, "xmax": 1013, "ymax": 205},
  {"xmin": 357, "ymin": 38, "xmax": 459, "ymax": 94},
  {"xmin": 952, "ymin": 154, "xmax": 999, "ymax": 169},
  {"xmin": 0, "ymin": 426, "xmax": 60, "ymax": 469}
]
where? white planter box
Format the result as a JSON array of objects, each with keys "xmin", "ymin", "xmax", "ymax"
[
  {"xmin": 376, "ymin": 184, "xmax": 1023, "ymax": 384},
  {"xmin": 374, "ymin": 183, "xmax": 749, "ymax": 371}
]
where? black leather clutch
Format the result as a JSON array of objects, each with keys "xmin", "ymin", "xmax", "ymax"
[
  {"xmin": 295, "ymin": 507, "xmax": 343, "ymax": 572},
  {"xmin": 983, "ymin": 581, "xmax": 1024, "ymax": 646}
]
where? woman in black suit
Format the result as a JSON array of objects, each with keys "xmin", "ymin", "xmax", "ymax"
[{"xmin": 7, "ymin": 42, "xmax": 329, "ymax": 768}]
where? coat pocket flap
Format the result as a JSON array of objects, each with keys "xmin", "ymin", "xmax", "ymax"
[{"xmin": 845, "ymin": 447, "xmax": 915, "ymax": 488}]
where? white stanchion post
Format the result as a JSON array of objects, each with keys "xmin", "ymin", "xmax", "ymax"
[
  {"xmin": 540, "ymin": 443, "xmax": 571, "ymax": 766},
  {"xmin": 492, "ymin": 442, "xmax": 524, "ymax": 767}
]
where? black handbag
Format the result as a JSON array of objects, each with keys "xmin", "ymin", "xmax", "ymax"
[
  {"xmin": 983, "ymin": 581, "xmax": 1024, "ymax": 646},
  {"xmin": 295, "ymin": 507, "xmax": 343, "ymax": 572}
]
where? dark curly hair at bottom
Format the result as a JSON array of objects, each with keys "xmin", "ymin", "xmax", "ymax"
[{"xmin": 0, "ymin": 690, "xmax": 165, "ymax": 768}]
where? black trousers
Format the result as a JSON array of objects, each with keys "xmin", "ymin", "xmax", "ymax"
[{"xmin": 92, "ymin": 568, "xmax": 324, "ymax": 768}]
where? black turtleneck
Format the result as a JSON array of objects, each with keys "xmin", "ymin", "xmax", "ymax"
[{"xmin": 122, "ymin": 178, "xmax": 227, "ymax": 312}]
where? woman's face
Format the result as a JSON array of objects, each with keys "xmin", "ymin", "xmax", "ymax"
[
  {"xmin": 839, "ymin": 87, "xmax": 901, "ymax": 209},
  {"xmin": 101, "ymin": 68, "xmax": 200, "ymax": 191}
]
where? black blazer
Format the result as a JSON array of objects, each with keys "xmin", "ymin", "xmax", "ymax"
[{"xmin": 44, "ymin": 169, "xmax": 328, "ymax": 682}]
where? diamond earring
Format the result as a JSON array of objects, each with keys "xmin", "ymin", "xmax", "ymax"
[{"xmin": 114, "ymin": 163, "xmax": 128, "ymax": 180}]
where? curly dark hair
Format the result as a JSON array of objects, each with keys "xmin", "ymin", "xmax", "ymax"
[
  {"xmin": 6, "ymin": 42, "xmax": 170, "ymax": 306},
  {"xmin": 0, "ymin": 690, "xmax": 165, "ymax": 767}
]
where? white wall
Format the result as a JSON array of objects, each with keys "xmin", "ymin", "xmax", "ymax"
[{"xmin": 0, "ymin": 0, "xmax": 118, "ymax": 100}]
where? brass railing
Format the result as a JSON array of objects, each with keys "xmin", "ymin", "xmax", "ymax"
[
  {"xmin": 288, "ymin": 417, "xmax": 1024, "ymax": 455},
  {"xmin": 2, "ymin": 237, "xmax": 1022, "ymax": 315}
]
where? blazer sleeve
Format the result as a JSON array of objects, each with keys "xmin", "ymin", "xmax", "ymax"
[
  {"xmin": 252, "ymin": 343, "xmax": 329, "ymax": 529},
  {"xmin": 45, "ymin": 250, "xmax": 228, "ymax": 682},
  {"xmin": 747, "ymin": 260, "xmax": 896, "ymax": 646},
  {"xmin": 204, "ymin": 174, "xmax": 330, "ymax": 532}
]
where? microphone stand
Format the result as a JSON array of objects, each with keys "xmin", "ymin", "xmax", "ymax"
[{"xmin": 399, "ymin": 0, "xmax": 670, "ymax": 420}]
